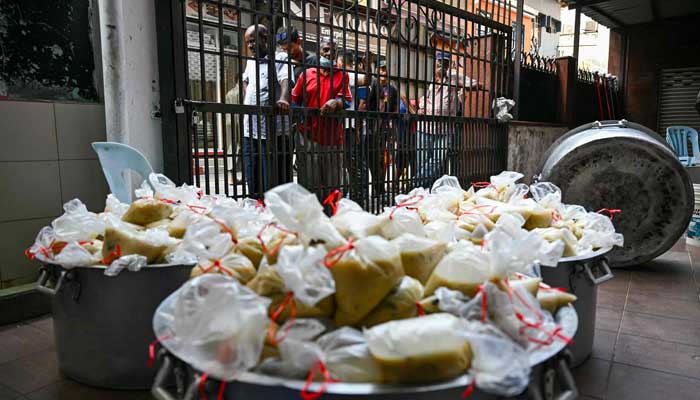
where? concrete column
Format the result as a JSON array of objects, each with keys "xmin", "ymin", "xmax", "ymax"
[{"xmin": 98, "ymin": 0, "xmax": 163, "ymax": 172}]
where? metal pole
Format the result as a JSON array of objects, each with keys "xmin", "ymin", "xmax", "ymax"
[
  {"xmin": 573, "ymin": 2, "xmax": 581, "ymax": 61},
  {"xmin": 512, "ymin": 0, "xmax": 525, "ymax": 120}
]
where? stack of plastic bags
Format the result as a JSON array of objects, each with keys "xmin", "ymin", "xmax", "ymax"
[{"xmin": 27, "ymin": 170, "xmax": 623, "ymax": 396}]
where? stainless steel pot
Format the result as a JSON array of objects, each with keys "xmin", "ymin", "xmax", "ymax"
[
  {"xmin": 151, "ymin": 308, "xmax": 579, "ymax": 400},
  {"xmin": 37, "ymin": 263, "xmax": 193, "ymax": 389},
  {"xmin": 538, "ymin": 119, "xmax": 693, "ymax": 267},
  {"xmin": 540, "ymin": 248, "xmax": 613, "ymax": 367}
]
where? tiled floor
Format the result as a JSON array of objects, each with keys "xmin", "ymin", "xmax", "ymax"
[
  {"xmin": 1, "ymin": 244, "xmax": 699, "ymax": 399},
  {"xmin": 573, "ymin": 240, "xmax": 700, "ymax": 400}
]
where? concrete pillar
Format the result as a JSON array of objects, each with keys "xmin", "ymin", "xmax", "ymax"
[{"xmin": 98, "ymin": 0, "xmax": 163, "ymax": 172}]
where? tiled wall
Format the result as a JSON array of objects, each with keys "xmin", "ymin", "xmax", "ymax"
[{"xmin": 0, "ymin": 101, "xmax": 109, "ymax": 290}]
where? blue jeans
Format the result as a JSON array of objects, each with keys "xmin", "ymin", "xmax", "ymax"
[
  {"xmin": 416, "ymin": 131, "xmax": 450, "ymax": 188},
  {"xmin": 242, "ymin": 137, "xmax": 268, "ymax": 197}
]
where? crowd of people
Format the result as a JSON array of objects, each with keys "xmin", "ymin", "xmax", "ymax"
[{"xmin": 227, "ymin": 23, "xmax": 475, "ymax": 205}]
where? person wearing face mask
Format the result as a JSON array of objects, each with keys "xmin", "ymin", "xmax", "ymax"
[
  {"xmin": 416, "ymin": 51, "xmax": 476, "ymax": 188},
  {"xmin": 241, "ymin": 24, "xmax": 291, "ymax": 198},
  {"xmin": 291, "ymin": 37, "xmax": 353, "ymax": 200},
  {"xmin": 367, "ymin": 60, "xmax": 399, "ymax": 204}
]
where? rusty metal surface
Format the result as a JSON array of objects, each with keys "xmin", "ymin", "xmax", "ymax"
[{"xmin": 539, "ymin": 120, "xmax": 693, "ymax": 267}]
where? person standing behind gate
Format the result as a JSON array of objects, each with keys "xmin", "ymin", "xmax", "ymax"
[
  {"xmin": 416, "ymin": 51, "xmax": 464, "ymax": 188},
  {"xmin": 367, "ymin": 60, "xmax": 398, "ymax": 203},
  {"xmin": 291, "ymin": 37, "xmax": 352, "ymax": 198},
  {"xmin": 242, "ymin": 24, "xmax": 291, "ymax": 198}
]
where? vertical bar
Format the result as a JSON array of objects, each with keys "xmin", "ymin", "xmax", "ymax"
[
  {"xmin": 573, "ymin": 2, "xmax": 582, "ymax": 61},
  {"xmin": 512, "ymin": 0, "xmax": 524, "ymax": 120}
]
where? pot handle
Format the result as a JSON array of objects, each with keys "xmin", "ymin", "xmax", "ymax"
[
  {"xmin": 36, "ymin": 268, "xmax": 66, "ymax": 296},
  {"xmin": 553, "ymin": 356, "xmax": 578, "ymax": 400},
  {"xmin": 151, "ymin": 355, "xmax": 178, "ymax": 400},
  {"xmin": 584, "ymin": 258, "xmax": 614, "ymax": 286},
  {"xmin": 592, "ymin": 119, "xmax": 628, "ymax": 129}
]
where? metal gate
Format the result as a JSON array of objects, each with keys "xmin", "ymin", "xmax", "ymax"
[
  {"xmin": 157, "ymin": 0, "xmax": 512, "ymax": 212},
  {"xmin": 658, "ymin": 67, "xmax": 700, "ymax": 136}
]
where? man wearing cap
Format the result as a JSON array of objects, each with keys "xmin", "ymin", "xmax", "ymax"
[
  {"xmin": 241, "ymin": 24, "xmax": 291, "ymax": 197},
  {"xmin": 367, "ymin": 59, "xmax": 399, "ymax": 202},
  {"xmin": 276, "ymin": 26, "xmax": 317, "ymax": 82},
  {"xmin": 416, "ymin": 51, "xmax": 468, "ymax": 187},
  {"xmin": 291, "ymin": 37, "xmax": 353, "ymax": 198}
]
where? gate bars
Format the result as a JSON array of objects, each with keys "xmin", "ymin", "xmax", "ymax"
[{"xmin": 157, "ymin": 0, "xmax": 513, "ymax": 213}]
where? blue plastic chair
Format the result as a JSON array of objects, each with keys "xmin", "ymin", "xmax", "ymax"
[
  {"xmin": 666, "ymin": 126, "xmax": 700, "ymax": 166},
  {"xmin": 92, "ymin": 142, "xmax": 154, "ymax": 203}
]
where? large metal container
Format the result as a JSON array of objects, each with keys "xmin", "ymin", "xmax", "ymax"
[
  {"xmin": 151, "ymin": 308, "xmax": 579, "ymax": 400},
  {"xmin": 538, "ymin": 119, "xmax": 693, "ymax": 267},
  {"xmin": 540, "ymin": 249, "xmax": 613, "ymax": 367},
  {"xmin": 37, "ymin": 263, "xmax": 192, "ymax": 389}
]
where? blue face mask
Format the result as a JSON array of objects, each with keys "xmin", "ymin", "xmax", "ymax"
[{"xmin": 319, "ymin": 56, "xmax": 333, "ymax": 69}]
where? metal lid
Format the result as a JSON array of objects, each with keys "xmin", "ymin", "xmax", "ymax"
[{"xmin": 539, "ymin": 120, "xmax": 693, "ymax": 267}]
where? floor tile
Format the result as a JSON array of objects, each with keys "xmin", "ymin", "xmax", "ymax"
[
  {"xmin": 0, "ymin": 325, "xmax": 54, "ymax": 365},
  {"xmin": 572, "ymin": 358, "xmax": 610, "ymax": 399},
  {"xmin": 597, "ymin": 289, "xmax": 627, "ymax": 311},
  {"xmin": 0, "ymin": 382, "xmax": 21, "ymax": 400},
  {"xmin": 625, "ymin": 292, "xmax": 700, "ymax": 321},
  {"xmin": 595, "ymin": 307, "xmax": 622, "ymax": 332},
  {"xmin": 628, "ymin": 275, "xmax": 698, "ymax": 302},
  {"xmin": 620, "ymin": 311, "xmax": 700, "ymax": 347},
  {"xmin": 26, "ymin": 318, "xmax": 53, "ymax": 335},
  {"xmin": 607, "ymin": 363, "xmax": 700, "ymax": 400},
  {"xmin": 591, "ymin": 329, "xmax": 616, "ymax": 361},
  {"xmin": 598, "ymin": 270, "xmax": 630, "ymax": 293},
  {"xmin": 0, "ymin": 350, "xmax": 62, "ymax": 394},
  {"xmin": 25, "ymin": 379, "xmax": 151, "ymax": 400},
  {"xmin": 614, "ymin": 334, "xmax": 700, "ymax": 380}
]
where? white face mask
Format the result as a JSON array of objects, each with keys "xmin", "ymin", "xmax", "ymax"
[{"xmin": 319, "ymin": 56, "xmax": 333, "ymax": 68}]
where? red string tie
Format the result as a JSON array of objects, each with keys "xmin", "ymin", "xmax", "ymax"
[
  {"xmin": 187, "ymin": 204, "xmax": 208, "ymax": 215},
  {"xmin": 322, "ymin": 189, "xmax": 343, "ymax": 216},
  {"xmin": 471, "ymin": 181, "xmax": 495, "ymax": 189},
  {"xmin": 100, "ymin": 244, "xmax": 121, "ymax": 265},
  {"xmin": 159, "ymin": 198, "xmax": 179, "ymax": 205},
  {"xmin": 147, "ymin": 334, "xmax": 173, "ymax": 368},
  {"xmin": 257, "ymin": 223, "xmax": 299, "ymax": 258},
  {"xmin": 256, "ymin": 199, "xmax": 265, "ymax": 209},
  {"xmin": 300, "ymin": 360, "xmax": 337, "ymax": 400},
  {"xmin": 551, "ymin": 209, "xmax": 563, "ymax": 223},
  {"xmin": 478, "ymin": 284, "xmax": 487, "ymax": 322},
  {"xmin": 461, "ymin": 379, "xmax": 476, "ymax": 398},
  {"xmin": 324, "ymin": 239, "xmax": 355, "ymax": 268},
  {"xmin": 597, "ymin": 208, "xmax": 621, "ymax": 220},
  {"xmin": 267, "ymin": 291, "xmax": 297, "ymax": 346},
  {"xmin": 389, "ymin": 195, "xmax": 424, "ymax": 220},
  {"xmin": 199, "ymin": 259, "xmax": 235, "ymax": 277},
  {"xmin": 458, "ymin": 205, "xmax": 497, "ymax": 218},
  {"xmin": 212, "ymin": 218, "xmax": 238, "ymax": 245},
  {"xmin": 416, "ymin": 301, "xmax": 426, "ymax": 317}
]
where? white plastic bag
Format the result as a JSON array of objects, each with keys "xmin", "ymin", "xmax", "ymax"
[
  {"xmin": 104, "ymin": 194, "xmax": 130, "ymax": 217},
  {"xmin": 153, "ymin": 274, "xmax": 271, "ymax": 381},
  {"xmin": 317, "ymin": 327, "xmax": 383, "ymax": 383},
  {"xmin": 52, "ymin": 199, "xmax": 106, "ymax": 242},
  {"xmin": 276, "ymin": 245, "xmax": 335, "ymax": 307},
  {"xmin": 104, "ymin": 254, "xmax": 148, "ymax": 277},
  {"xmin": 379, "ymin": 206, "xmax": 426, "ymax": 240},
  {"xmin": 53, "ymin": 242, "xmax": 102, "ymax": 268},
  {"xmin": 26, "ymin": 226, "xmax": 57, "ymax": 263}
]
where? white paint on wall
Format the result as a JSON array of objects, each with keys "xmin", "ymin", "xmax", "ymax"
[{"xmin": 99, "ymin": 0, "xmax": 163, "ymax": 172}]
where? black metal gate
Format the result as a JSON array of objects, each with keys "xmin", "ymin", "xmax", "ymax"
[{"xmin": 157, "ymin": 0, "xmax": 512, "ymax": 212}]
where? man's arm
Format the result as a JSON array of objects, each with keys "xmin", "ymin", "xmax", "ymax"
[{"xmin": 290, "ymin": 71, "xmax": 305, "ymax": 107}]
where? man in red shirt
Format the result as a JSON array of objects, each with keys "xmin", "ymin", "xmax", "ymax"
[{"xmin": 291, "ymin": 38, "xmax": 352, "ymax": 198}]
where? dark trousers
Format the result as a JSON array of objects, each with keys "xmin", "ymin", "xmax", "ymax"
[
  {"xmin": 344, "ymin": 128, "xmax": 369, "ymax": 205},
  {"xmin": 242, "ymin": 137, "xmax": 268, "ymax": 198},
  {"xmin": 270, "ymin": 135, "xmax": 294, "ymax": 186},
  {"xmin": 368, "ymin": 127, "xmax": 390, "ymax": 198}
]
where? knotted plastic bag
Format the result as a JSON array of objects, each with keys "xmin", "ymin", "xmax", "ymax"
[
  {"xmin": 276, "ymin": 245, "xmax": 335, "ymax": 307},
  {"xmin": 149, "ymin": 173, "xmax": 201, "ymax": 205},
  {"xmin": 392, "ymin": 234, "xmax": 447, "ymax": 284},
  {"xmin": 52, "ymin": 199, "xmax": 106, "ymax": 243},
  {"xmin": 577, "ymin": 212, "xmax": 625, "ymax": 251},
  {"xmin": 424, "ymin": 241, "xmax": 490, "ymax": 297},
  {"xmin": 265, "ymin": 183, "xmax": 345, "ymax": 249},
  {"xmin": 379, "ymin": 205, "xmax": 426, "ymax": 240},
  {"xmin": 326, "ymin": 236, "xmax": 404, "ymax": 326},
  {"xmin": 364, "ymin": 313, "xmax": 472, "ymax": 384},
  {"xmin": 101, "ymin": 226, "xmax": 178, "ymax": 264},
  {"xmin": 104, "ymin": 254, "xmax": 148, "ymax": 277},
  {"xmin": 153, "ymin": 274, "xmax": 271, "ymax": 381},
  {"xmin": 317, "ymin": 327, "xmax": 383, "ymax": 383},
  {"xmin": 359, "ymin": 276, "xmax": 424, "ymax": 327},
  {"xmin": 331, "ymin": 199, "xmax": 383, "ymax": 239}
]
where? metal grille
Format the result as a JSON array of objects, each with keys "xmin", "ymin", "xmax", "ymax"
[
  {"xmin": 167, "ymin": 0, "xmax": 512, "ymax": 213},
  {"xmin": 658, "ymin": 67, "xmax": 700, "ymax": 136}
]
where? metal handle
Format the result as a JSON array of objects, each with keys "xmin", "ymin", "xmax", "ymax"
[
  {"xmin": 592, "ymin": 119, "xmax": 628, "ymax": 129},
  {"xmin": 151, "ymin": 355, "xmax": 179, "ymax": 400},
  {"xmin": 36, "ymin": 268, "xmax": 66, "ymax": 296},
  {"xmin": 553, "ymin": 357, "xmax": 578, "ymax": 400},
  {"xmin": 584, "ymin": 258, "xmax": 614, "ymax": 286}
]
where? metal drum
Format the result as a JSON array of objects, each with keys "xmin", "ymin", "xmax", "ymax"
[
  {"xmin": 538, "ymin": 119, "xmax": 693, "ymax": 267},
  {"xmin": 540, "ymin": 248, "xmax": 613, "ymax": 367},
  {"xmin": 151, "ymin": 308, "xmax": 579, "ymax": 400},
  {"xmin": 37, "ymin": 263, "xmax": 193, "ymax": 389}
]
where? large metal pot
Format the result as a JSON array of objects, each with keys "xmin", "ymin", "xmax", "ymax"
[
  {"xmin": 37, "ymin": 263, "xmax": 193, "ymax": 389},
  {"xmin": 540, "ymin": 248, "xmax": 613, "ymax": 367},
  {"xmin": 538, "ymin": 119, "xmax": 693, "ymax": 267},
  {"xmin": 151, "ymin": 308, "xmax": 579, "ymax": 400}
]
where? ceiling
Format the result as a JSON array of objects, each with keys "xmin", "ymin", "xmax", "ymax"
[{"xmin": 560, "ymin": 0, "xmax": 700, "ymax": 29}]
